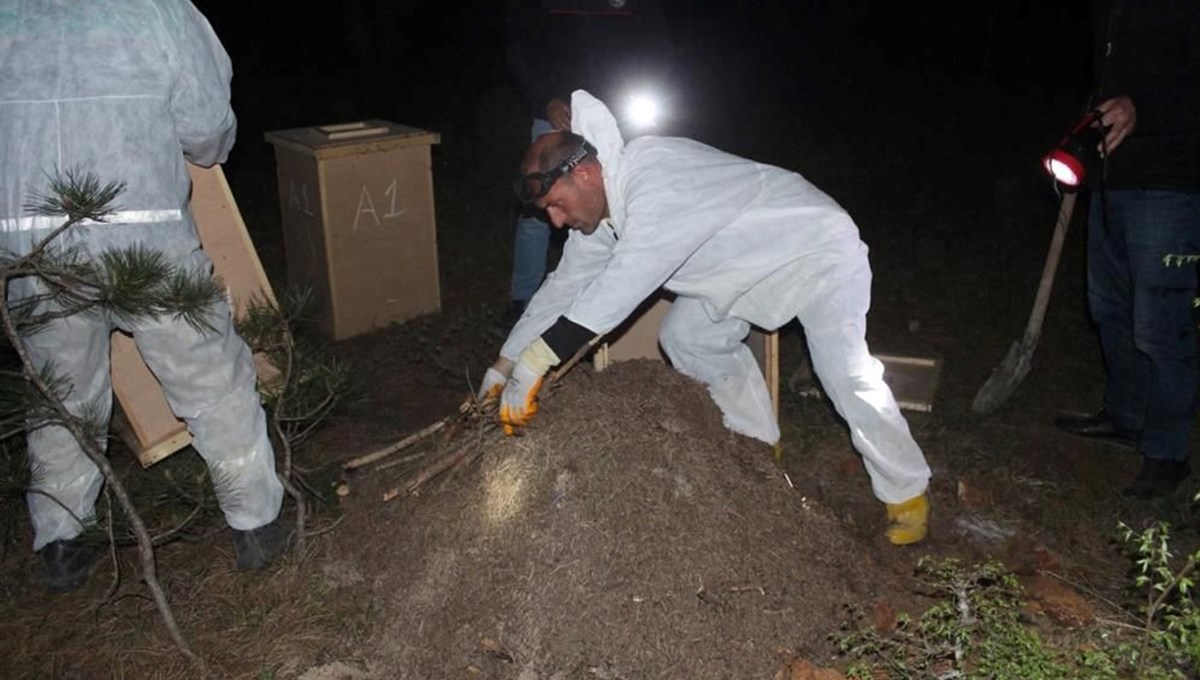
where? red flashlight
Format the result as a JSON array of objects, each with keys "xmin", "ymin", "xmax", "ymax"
[{"xmin": 1042, "ymin": 111, "xmax": 1103, "ymax": 188}]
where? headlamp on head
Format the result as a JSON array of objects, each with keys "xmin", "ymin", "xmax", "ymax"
[{"xmin": 514, "ymin": 140, "xmax": 597, "ymax": 204}]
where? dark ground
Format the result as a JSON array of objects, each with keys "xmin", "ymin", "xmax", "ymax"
[{"xmin": 2, "ymin": 3, "xmax": 1200, "ymax": 678}]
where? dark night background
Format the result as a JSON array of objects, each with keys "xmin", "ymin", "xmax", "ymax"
[
  {"xmin": 184, "ymin": 0, "xmax": 1099, "ymax": 330},
  {"xmin": 193, "ymin": 1, "xmax": 1094, "ymax": 189}
]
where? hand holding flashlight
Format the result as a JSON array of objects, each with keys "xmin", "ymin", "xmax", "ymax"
[{"xmin": 1095, "ymin": 96, "xmax": 1136, "ymax": 156}]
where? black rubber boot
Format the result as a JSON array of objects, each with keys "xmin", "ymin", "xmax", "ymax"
[
  {"xmin": 38, "ymin": 538, "xmax": 100, "ymax": 592},
  {"xmin": 231, "ymin": 517, "xmax": 289, "ymax": 571}
]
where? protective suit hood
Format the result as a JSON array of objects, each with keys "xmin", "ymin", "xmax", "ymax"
[{"xmin": 569, "ymin": 90, "xmax": 626, "ymax": 223}]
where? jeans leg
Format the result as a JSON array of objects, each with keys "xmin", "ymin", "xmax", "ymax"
[
  {"xmin": 1088, "ymin": 192, "xmax": 1145, "ymax": 431},
  {"xmin": 511, "ymin": 211, "xmax": 551, "ymax": 304},
  {"xmin": 510, "ymin": 119, "xmax": 556, "ymax": 305},
  {"xmin": 1089, "ymin": 190, "xmax": 1200, "ymax": 461}
]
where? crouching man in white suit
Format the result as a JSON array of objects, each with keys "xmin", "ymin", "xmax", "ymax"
[{"xmin": 480, "ymin": 91, "xmax": 932, "ymax": 545}]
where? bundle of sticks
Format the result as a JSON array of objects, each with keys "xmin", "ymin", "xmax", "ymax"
[{"xmin": 339, "ymin": 337, "xmax": 601, "ymax": 498}]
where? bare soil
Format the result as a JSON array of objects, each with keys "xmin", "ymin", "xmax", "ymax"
[{"xmin": 349, "ymin": 362, "xmax": 878, "ymax": 679}]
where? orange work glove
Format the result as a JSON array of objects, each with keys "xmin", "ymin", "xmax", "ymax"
[
  {"xmin": 477, "ymin": 366, "xmax": 509, "ymax": 402},
  {"xmin": 499, "ymin": 338, "xmax": 559, "ymax": 435}
]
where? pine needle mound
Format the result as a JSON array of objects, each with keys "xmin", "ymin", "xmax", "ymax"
[{"xmin": 357, "ymin": 360, "xmax": 878, "ymax": 679}]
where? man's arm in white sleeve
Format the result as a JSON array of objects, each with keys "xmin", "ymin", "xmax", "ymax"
[{"xmin": 499, "ymin": 225, "xmax": 615, "ymax": 361}]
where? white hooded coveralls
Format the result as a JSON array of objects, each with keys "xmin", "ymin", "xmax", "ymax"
[
  {"xmin": 504, "ymin": 91, "xmax": 930, "ymax": 504},
  {"xmin": 0, "ymin": 0, "xmax": 283, "ymax": 550}
]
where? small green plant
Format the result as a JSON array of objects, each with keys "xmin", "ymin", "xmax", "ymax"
[
  {"xmin": 833, "ymin": 510, "xmax": 1200, "ymax": 680},
  {"xmin": 835, "ymin": 557, "xmax": 1065, "ymax": 679},
  {"xmin": 1114, "ymin": 500, "xmax": 1200, "ymax": 676},
  {"xmin": 1061, "ymin": 508, "xmax": 1200, "ymax": 680}
]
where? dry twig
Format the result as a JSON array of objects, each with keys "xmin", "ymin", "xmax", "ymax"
[
  {"xmin": 348, "ymin": 335, "xmax": 603, "ymax": 497},
  {"xmin": 267, "ymin": 312, "xmax": 307, "ymax": 553},
  {"xmin": 342, "ymin": 418, "xmax": 450, "ymax": 471},
  {"xmin": 403, "ymin": 442, "xmax": 477, "ymax": 495}
]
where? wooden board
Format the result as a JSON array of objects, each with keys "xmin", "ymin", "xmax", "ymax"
[
  {"xmin": 593, "ymin": 293, "xmax": 780, "ymax": 417},
  {"xmin": 110, "ymin": 163, "xmax": 276, "ymax": 467},
  {"xmin": 593, "ymin": 297, "xmax": 673, "ymax": 367},
  {"xmin": 794, "ymin": 353, "xmax": 943, "ymax": 413},
  {"xmin": 874, "ymin": 354, "xmax": 943, "ymax": 413},
  {"xmin": 265, "ymin": 119, "xmax": 439, "ymax": 160}
]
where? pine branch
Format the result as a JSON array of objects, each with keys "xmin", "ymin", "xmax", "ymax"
[
  {"xmin": 102, "ymin": 487, "xmax": 121, "ymax": 600},
  {"xmin": 0, "ymin": 290, "xmax": 205, "ymax": 671},
  {"xmin": 0, "ymin": 288, "xmax": 205, "ymax": 670},
  {"xmin": 0, "ymin": 362, "xmax": 75, "ymax": 444},
  {"xmin": 96, "ymin": 246, "xmax": 172, "ymax": 321},
  {"xmin": 20, "ymin": 169, "xmax": 124, "ymax": 265},
  {"xmin": 3, "ymin": 172, "xmax": 208, "ymax": 670},
  {"xmin": 161, "ymin": 268, "xmax": 222, "ymax": 333},
  {"xmin": 40, "ymin": 249, "xmax": 107, "ymax": 309},
  {"xmin": 238, "ymin": 291, "xmax": 346, "ymax": 547},
  {"xmin": 25, "ymin": 488, "xmax": 88, "ymax": 529},
  {"xmin": 94, "ymin": 247, "xmax": 222, "ymax": 333},
  {"xmin": 24, "ymin": 168, "xmax": 124, "ymax": 222},
  {"xmin": 268, "ymin": 303, "xmax": 305, "ymax": 552},
  {"xmin": 3, "ymin": 243, "xmax": 222, "ymax": 338}
]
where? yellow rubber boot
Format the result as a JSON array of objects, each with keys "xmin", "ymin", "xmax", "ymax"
[{"xmin": 885, "ymin": 493, "xmax": 929, "ymax": 545}]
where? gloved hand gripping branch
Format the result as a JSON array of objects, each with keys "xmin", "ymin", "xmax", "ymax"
[
  {"xmin": 499, "ymin": 338, "xmax": 558, "ymax": 434},
  {"xmin": 477, "ymin": 364, "xmax": 511, "ymax": 401},
  {"xmin": 499, "ymin": 316, "xmax": 596, "ymax": 434}
]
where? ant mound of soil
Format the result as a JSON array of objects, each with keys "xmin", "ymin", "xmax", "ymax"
[{"xmin": 350, "ymin": 360, "xmax": 879, "ymax": 679}]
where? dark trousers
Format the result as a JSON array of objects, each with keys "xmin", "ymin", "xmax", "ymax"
[{"xmin": 1087, "ymin": 189, "xmax": 1200, "ymax": 461}]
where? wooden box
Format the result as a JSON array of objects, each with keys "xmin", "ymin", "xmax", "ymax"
[
  {"xmin": 110, "ymin": 164, "xmax": 276, "ymax": 466},
  {"xmin": 264, "ymin": 120, "xmax": 441, "ymax": 340}
]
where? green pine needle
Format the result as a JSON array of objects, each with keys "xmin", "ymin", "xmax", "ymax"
[
  {"xmin": 24, "ymin": 167, "xmax": 124, "ymax": 223},
  {"xmin": 236, "ymin": 289, "xmax": 350, "ymax": 447},
  {"xmin": 0, "ymin": 362, "xmax": 68, "ymax": 439},
  {"xmin": 162, "ymin": 268, "xmax": 222, "ymax": 333},
  {"xmin": 97, "ymin": 245, "xmax": 172, "ymax": 321}
]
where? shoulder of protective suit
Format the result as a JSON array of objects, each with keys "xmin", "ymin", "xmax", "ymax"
[{"xmin": 622, "ymin": 135, "xmax": 745, "ymax": 169}]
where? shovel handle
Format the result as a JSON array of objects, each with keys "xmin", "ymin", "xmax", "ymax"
[{"xmin": 1024, "ymin": 192, "xmax": 1077, "ymax": 343}]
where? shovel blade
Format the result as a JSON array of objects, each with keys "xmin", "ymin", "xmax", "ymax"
[{"xmin": 971, "ymin": 339, "xmax": 1034, "ymax": 415}]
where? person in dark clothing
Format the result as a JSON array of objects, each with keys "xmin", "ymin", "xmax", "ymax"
[
  {"xmin": 503, "ymin": 0, "xmax": 674, "ymax": 321},
  {"xmin": 1055, "ymin": 0, "xmax": 1200, "ymax": 500}
]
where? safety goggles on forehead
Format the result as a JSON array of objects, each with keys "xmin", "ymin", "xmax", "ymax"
[{"xmin": 514, "ymin": 140, "xmax": 597, "ymax": 204}]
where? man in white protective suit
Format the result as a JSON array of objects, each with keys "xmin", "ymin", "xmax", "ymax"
[
  {"xmin": 0, "ymin": 0, "xmax": 286, "ymax": 590},
  {"xmin": 480, "ymin": 90, "xmax": 932, "ymax": 545}
]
